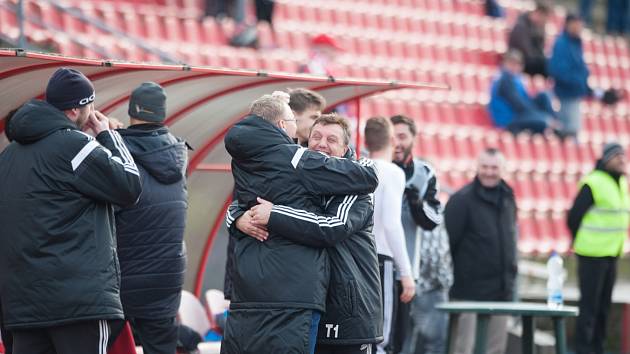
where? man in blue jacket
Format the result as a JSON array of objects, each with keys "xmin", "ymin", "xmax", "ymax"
[
  {"xmin": 115, "ymin": 82, "xmax": 189, "ymax": 354},
  {"xmin": 488, "ymin": 50, "xmax": 557, "ymax": 135},
  {"xmin": 549, "ymin": 14, "xmax": 590, "ymax": 139}
]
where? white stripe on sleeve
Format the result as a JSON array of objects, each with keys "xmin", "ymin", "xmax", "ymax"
[
  {"xmin": 226, "ymin": 207, "xmax": 236, "ymax": 228},
  {"xmin": 71, "ymin": 140, "xmax": 100, "ymax": 171},
  {"xmin": 271, "ymin": 195, "xmax": 358, "ymax": 228},
  {"xmin": 291, "ymin": 147, "xmax": 307, "ymax": 168}
]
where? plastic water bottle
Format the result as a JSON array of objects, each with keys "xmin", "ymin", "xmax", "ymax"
[{"xmin": 547, "ymin": 251, "xmax": 564, "ymax": 308}]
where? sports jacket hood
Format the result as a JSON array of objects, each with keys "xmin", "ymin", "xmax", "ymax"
[
  {"xmin": 118, "ymin": 125, "xmax": 187, "ymax": 184},
  {"xmin": 9, "ymin": 99, "xmax": 76, "ymax": 144},
  {"xmin": 225, "ymin": 114, "xmax": 293, "ymax": 161}
]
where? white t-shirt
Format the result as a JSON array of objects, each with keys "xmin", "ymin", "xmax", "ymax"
[{"xmin": 372, "ymin": 159, "xmax": 412, "ymax": 278}]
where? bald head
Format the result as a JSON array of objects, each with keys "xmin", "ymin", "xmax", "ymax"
[{"xmin": 477, "ymin": 148, "xmax": 506, "ymax": 188}]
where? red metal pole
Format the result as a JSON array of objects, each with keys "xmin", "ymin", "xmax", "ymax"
[{"xmin": 194, "ymin": 195, "xmax": 233, "ymax": 297}]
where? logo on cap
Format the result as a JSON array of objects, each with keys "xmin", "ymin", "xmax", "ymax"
[
  {"xmin": 135, "ymin": 104, "xmax": 155, "ymax": 114},
  {"xmin": 79, "ymin": 92, "xmax": 96, "ymax": 106}
]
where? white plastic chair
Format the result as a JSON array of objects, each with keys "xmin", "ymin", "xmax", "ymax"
[
  {"xmin": 204, "ymin": 289, "xmax": 230, "ymax": 322},
  {"xmin": 178, "ymin": 290, "xmax": 211, "ymax": 338}
]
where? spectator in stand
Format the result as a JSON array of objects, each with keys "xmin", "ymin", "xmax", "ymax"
[
  {"xmin": 568, "ymin": 142, "xmax": 628, "ymax": 354},
  {"xmin": 488, "ymin": 50, "xmax": 558, "ymax": 135},
  {"xmin": 579, "ymin": 0, "xmax": 595, "ymax": 27},
  {"xmin": 548, "ymin": 14, "xmax": 590, "ymax": 139},
  {"xmin": 204, "ymin": 0, "xmax": 245, "ymax": 24},
  {"xmin": 445, "ymin": 148, "xmax": 517, "ymax": 354},
  {"xmin": 606, "ymin": 0, "xmax": 629, "ymax": 35},
  {"xmin": 255, "ymin": 0, "xmax": 277, "ymax": 47},
  {"xmin": 389, "ymin": 115, "xmax": 452, "ymax": 354},
  {"xmin": 289, "ymin": 88, "xmax": 326, "ymax": 146},
  {"xmin": 508, "ymin": 1, "xmax": 551, "ymax": 77},
  {"xmin": 0, "ymin": 68, "xmax": 141, "ymax": 354},
  {"xmin": 364, "ymin": 117, "xmax": 415, "ymax": 354},
  {"xmin": 485, "ymin": 0, "xmax": 504, "ymax": 18},
  {"xmin": 299, "ymin": 34, "xmax": 343, "ymax": 76},
  {"xmin": 114, "ymin": 83, "xmax": 189, "ymax": 354},
  {"xmin": 549, "ymin": 14, "xmax": 626, "ymax": 138}
]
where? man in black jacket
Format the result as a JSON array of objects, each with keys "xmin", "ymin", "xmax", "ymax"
[
  {"xmin": 222, "ymin": 94, "xmax": 378, "ymax": 354},
  {"xmin": 444, "ymin": 148, "xmax": 517, "ymax": 354},
  {"xmin": 233, "ymin": 114, "xmax": 383, "ymax": 354},
  {"xmin": 115, "ymin": 82, "xmax": 188, "ymax": 354},
  {"xmin": 0, "ymin": 68, "xmax": 142, "ymax": 354},
  {"xmin": 508, "ymin": 2, "xmax": 551, "ymax": 77}
]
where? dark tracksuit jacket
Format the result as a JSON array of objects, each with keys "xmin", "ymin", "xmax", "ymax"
[
  {"xmin": 269, "ymin": 193, "xmax": 383, "ymax": 346},
  {"xmin": 222, "ymin": 115, "xmax": 378, "ymax": 354},
  {"xmin": 0, "ymin": 99, "xmax": 142, "ymax": 330},
  {"xmin": 115, "ymin": 124, "xmax": 188, "ymax": 320},
  {"xmin": 229, "ymin": 149, "xmax": 383, "ymax": 346}
]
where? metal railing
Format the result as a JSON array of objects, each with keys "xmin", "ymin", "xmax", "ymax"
[{"xmin": 5, "ymin": 0, "xmax": 181, "ymax": 63}]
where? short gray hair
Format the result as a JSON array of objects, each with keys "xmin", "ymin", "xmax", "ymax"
[{"xmin": 250, "ymin": 95, "xmax": 287, "ymax": 123}]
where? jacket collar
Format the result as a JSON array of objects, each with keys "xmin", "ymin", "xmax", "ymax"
[{"xmin": 473, "ymin": 176, "xmax": 513, "ymax": 205}]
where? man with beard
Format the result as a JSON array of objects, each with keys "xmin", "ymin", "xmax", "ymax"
[
  {"xmin": 389, "ymin": 115, "xmax": 451, "ymax": 354},
  {"xmin": 0, "ymin": 68, "xmax": 141, "ymax": 354}
]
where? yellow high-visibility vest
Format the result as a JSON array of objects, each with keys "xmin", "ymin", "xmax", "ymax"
[{"xmin": 575, "ymin": 170, "xmax": 630, "ymax": 257}]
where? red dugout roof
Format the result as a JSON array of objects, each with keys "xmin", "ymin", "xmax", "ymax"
[{"xmin": 0, "ymin": 50, "xmax": 447, "ymax": 295}]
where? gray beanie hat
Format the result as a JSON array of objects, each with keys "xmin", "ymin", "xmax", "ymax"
[
  {"xmin": 128, "ymin": 82, "xmax": 166, "ymax": 122},
  {"xmin": 601, "ymin": 142, "xmax": 624, "ymax": 165}
]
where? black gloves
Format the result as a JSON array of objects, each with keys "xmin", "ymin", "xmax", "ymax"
[{"xmin": 405, "ymin": 186, "xmax": 422, "ymax": 207}]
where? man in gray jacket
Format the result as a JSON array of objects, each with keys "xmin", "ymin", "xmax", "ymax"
[{"xmin": 390, "ymin": 115, "xmax": 452, "ymax": 354}]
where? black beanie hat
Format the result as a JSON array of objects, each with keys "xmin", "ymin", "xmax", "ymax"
[
  {"xmin": 45, "ymin": 68, "xmax": 95, "ymax": 111},
  {"xmin": 128, "ymin": 82, "xmax": 167, "ymax": 123}
]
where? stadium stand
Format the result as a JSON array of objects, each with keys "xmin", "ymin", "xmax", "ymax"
[{"xmin": 0, "ymin": 0, "xmax": 629, "ymax": 255}]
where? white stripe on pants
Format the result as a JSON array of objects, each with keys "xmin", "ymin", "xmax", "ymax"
[
  {"xmin": 378, "ymin": 259, "xmax": 394, "ymax": 354},
  {"xmin": 99, "ymin": 320, "xmax": 110, "ymax": 354}
]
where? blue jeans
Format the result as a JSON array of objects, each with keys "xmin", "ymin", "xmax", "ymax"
[
  {"xmin": 309, "ymin": 311, "xmax": 321, "ymax": 354},
  {"xmin": 401, "ymin": 288, "xmax": 449, "ymax": 354},
  {"xmin": 558, "ymin": 97, "xmax": 582, "ymax": 137},
  {"xmin": 507, "ymin": 93, "xmax": 556, "ymax": 135}
]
